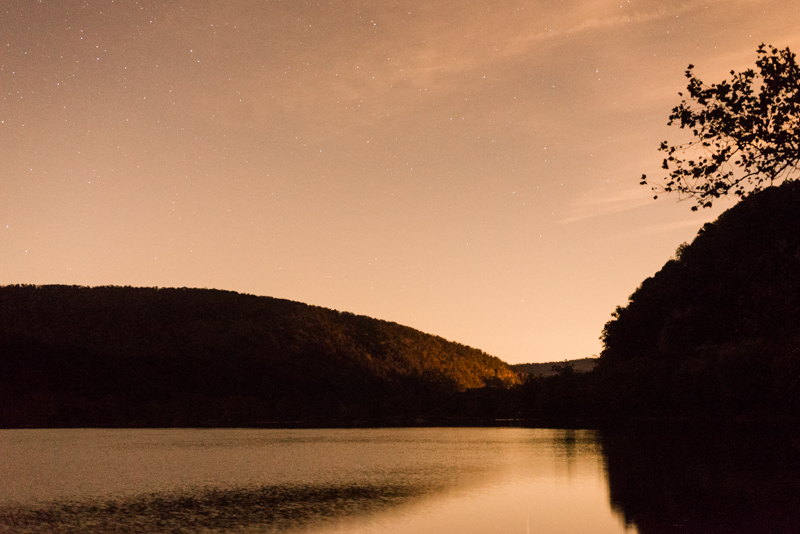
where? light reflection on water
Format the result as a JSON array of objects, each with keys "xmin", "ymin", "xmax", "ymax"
[{"xmin": 0, "ymin": 428, "xmax": 631, "ymax": 533}]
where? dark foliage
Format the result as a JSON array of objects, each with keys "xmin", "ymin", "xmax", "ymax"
[
  {"xmin": 0, "ymin": 285, "xmax": 519, "ymax": 427},
  {"xmin": 512, "ymin": 357, "xmax": 598, "ymax": 377},
  {"xmin": 598, "ymin": 181, "xmax": 800, "ymax": 419},
  {"xmin": 490, "ymin": 361, "xmax": 602, "ymax": 426},
  {"xmin": 642, "ymin": 44, "xmax": 800, "ymax": 210}
]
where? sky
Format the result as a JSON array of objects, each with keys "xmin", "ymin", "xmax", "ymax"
[{"xmin": 2, "ymin": 0, "xmax": 798, "ymax": 364}]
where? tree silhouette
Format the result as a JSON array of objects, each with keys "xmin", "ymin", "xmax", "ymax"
[{"xmin": 642, "ymin": 44, "xmax": 800, "ymax": 210}]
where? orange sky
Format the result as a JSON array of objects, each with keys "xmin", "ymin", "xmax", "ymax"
[{"xmin": 2, "ymin": 0, "xmax": 798, "ymax": 363}]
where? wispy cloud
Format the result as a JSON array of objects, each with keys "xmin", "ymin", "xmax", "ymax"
[
  {"xmin": 629, "ymin": 218, "xmax": 706, "ymax": 237},
  {"xmin": 559, "ymin": 185, "xmax": 654, "ymax": 224},
  {"xmin": 498, "ymin": 0, "xmax": 726, "ymax": 62}
]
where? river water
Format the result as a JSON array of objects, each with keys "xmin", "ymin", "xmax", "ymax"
[{"xmin": 1, "ymin": 426, "xmax": 798, "ymax": 533}]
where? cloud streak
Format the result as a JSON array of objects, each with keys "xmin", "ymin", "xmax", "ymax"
[{"xmin": 559, "ymin": 185, "xmax": 654, "ymax": 224}]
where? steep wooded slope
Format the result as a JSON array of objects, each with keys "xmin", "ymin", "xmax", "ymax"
[{"xmin": 598, "ymin": 181, "xmax": 800, "ymax": 417}]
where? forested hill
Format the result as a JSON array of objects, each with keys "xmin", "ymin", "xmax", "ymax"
[
  {"xmin": 597, "ymin": 180, "xmax": 800, "ymax": 418},
  {"xmin": 0, "ymin": 285, "xmax": 520, "ymax": 428}
]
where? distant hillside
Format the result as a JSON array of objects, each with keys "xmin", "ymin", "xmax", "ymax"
[
  {"xmin": 512, "ymin": 358, "xmax": 598, "ymax": 377},
  {"xmin": 598, "ymin": 181, "xmax": 800, "ymax": 418},
  {"xmin": 0, "ymin": 285, "xmax": 520, "ymax": 428}
]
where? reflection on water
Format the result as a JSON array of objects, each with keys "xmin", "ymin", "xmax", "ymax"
[
  {"xmin": 600, "ymin": 424, "xmax": 800, "ymax": 534},
  {"xmin": 0, "ymin": 428, "xmax": 627, "ymax": 534}
]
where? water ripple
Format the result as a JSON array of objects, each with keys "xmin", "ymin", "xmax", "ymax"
[{"xmin": 0, "ymin": 483, "xmax": 429, "ymax": 534}]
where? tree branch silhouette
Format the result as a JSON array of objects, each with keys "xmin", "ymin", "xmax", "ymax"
[{"xmin": 642, "ymin": 44, "xmax": 800, "ymax": 210}]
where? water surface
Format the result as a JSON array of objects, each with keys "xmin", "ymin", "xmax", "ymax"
[{"xmin": 0, "ymin": 427, "xmax": 629, "ymax": 533}]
